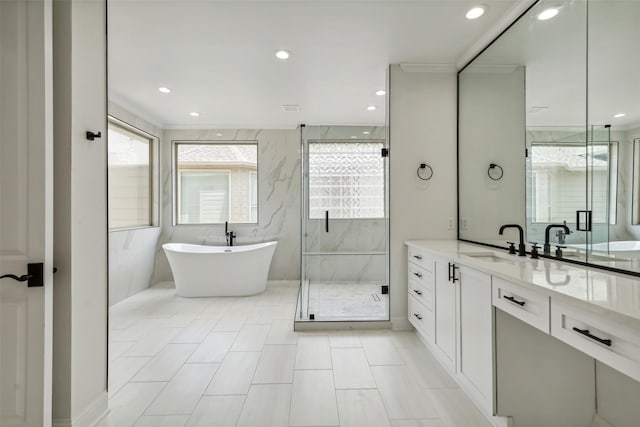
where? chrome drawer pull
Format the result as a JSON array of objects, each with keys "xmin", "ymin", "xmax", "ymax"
[
  {"xmin": 413, "ymin": 313, "xmax": 422, "ymax": 320},
  {"xmin": 413, "ymin": 289, "xmax": 423, "ymax": 295},
  {"xmin": 413, "ymin": 255, "xmax": 422, "ymax": 260},
  {"xmin": 413, "ymin": 272, "xmax": 423, "ymax": 279},
  {"xmin": 572, "ymin": 327, "xmax": 612, "ymax": 347},
  {"xmin": 503, "ymin": 295, "xmax": 525, "ymax": 307}
]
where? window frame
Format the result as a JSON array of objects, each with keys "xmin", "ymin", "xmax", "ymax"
[
  {"xmin": 107, "ymin": 116, "xmax": 158, "ymax": 231},
  {"xmin": 173, "ymin": 140, "xmax": 258, "ymax": 226}
]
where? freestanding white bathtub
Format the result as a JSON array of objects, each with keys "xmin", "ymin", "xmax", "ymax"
[{"xmin": 162, "ymin": 241, "xmax": 277, "ymax": 297}]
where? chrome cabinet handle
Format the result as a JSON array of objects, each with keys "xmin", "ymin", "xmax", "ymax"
[
  {"xmin": 413, "ymin": 289, "xmax": 423, "ymax": 295},
  {"xmin": 413, "ymin": 313, "xmax": 422, "ymax": 320},
  {"xmin": 413, "ymin": 272, "xmax": 423, "ymax": 279},
  {"xmin": 413, "ymin": 254, "xmax": 423, "ymax": 260}
]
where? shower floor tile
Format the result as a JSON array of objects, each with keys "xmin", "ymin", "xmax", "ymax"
[{"xmin": 306, "ymin": 281, "xmax": 389, "ymax": 321}]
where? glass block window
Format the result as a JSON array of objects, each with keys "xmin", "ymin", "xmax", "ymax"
[
  {"xmin": 308, "ymin": 141, "xmax": 385, "ymax": 219},
  {"xmin": 175, "ymin": 143, "xmax": 257, "ymax": 224},
  {"xmin": 108, "ymin": 119, "xmax": 155, "ymax": 229}
]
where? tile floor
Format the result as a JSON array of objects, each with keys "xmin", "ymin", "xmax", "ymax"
[{"xmin": 100, "ymin": 281, "xmax": 491, "ymax": 427}]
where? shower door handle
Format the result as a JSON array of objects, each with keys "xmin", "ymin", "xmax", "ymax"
[{"xmin": 325, "ymin": 210, "xmax": 329, "ymax": 232}]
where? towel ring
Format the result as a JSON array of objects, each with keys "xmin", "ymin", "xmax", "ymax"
[
  {"xmin": 488, "ymin": 163, "xmax": 503, "ymax": 181},
  {"xmin": 417, "ymin": 163, "xmax": 433, "ymax": 181}
]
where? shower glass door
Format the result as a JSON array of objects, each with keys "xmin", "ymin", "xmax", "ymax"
[
  {"xmin": 586, "ymin": 124, "xmax": 613, "ymax": 264},
  {"xmin": 298, "ymin": 125, "xmax": 389, "ymax": 322}
]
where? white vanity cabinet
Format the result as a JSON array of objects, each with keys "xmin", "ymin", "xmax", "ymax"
[
  {"xmin": 407, "ymin": 245, "xmax": 496, "ymax": 418},
  {"xmin": 434, "ymin": 257, "xmax": 457, "ymax": 372},
  {"xmin": 407, "ymin": 249, "xmax": 435, "ymax": 343},
  {"xmin": 405, "ymin": 240, "xmax": 640, "ymax": 427},
  {"xmin": 457, "ymin": 265, "xmax": 493, "ymax": 415}
]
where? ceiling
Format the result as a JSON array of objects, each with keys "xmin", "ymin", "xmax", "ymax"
[{"xmin": 107, "ymin": 0, "xmax": 519, "ymax": 129}]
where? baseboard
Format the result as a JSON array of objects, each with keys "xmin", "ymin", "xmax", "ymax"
[
  {"xmin": 390, "ymin": 316, "xmax": 412, "ymax": 331},
  {"xmin": 52, "ymin": 392, "xmax": 109, "ymax": 427}
]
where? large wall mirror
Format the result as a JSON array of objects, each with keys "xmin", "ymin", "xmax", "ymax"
[{"xmin": 458, "ymin": 0, "xmax": 640, "ymax": 275}]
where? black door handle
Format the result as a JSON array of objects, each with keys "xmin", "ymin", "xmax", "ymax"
[
  {"xmin": 0, "ymin": 273, "xmax": 31, "ymax": 282},
  {"xmin": 451, "ymin": 264, "xmax": 459, "ymax": 283},
  {"xmin": 325, "ymin": 210, "xmax": 329, "ymax": 233},
  {"xmin": 0, "ymin": 263, "xmax": 44, "ymax": 287},
  {"xmin": 413, "ymin": 289, "xmax": 423, "ymax": 295},
  {"xmin": 448, "ymin": 262, "xmax": 453, "ymax": 282}
]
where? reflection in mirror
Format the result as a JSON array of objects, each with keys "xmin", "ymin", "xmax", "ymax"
[
  {"xmin": 633, "ymin": 139, "xmax": 640, "ymax": 225},
  {"xmin": 458, "ymin": 0, "xmax": 640, "ymax": 275},
  {"xmin": 459, "ymin": 0, "xmax": 586, "ymax": 255}
]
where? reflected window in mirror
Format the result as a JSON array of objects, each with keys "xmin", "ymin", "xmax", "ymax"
[{"xmin": 529, "ymin": 142, "xmax": 617, "ymax": 226}]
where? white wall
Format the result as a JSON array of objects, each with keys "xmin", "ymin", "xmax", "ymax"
[
  {"xmin": 388, "ymin": 65, "xmax": 457, "ymax": 327},
  {"xmin": 107, "ymin": 102, "xmax": 162, "ymax": 306},
  {"xmin": 53, "ymin": 0, "xmax": 108, "ymax": 424},
  {"xmin": 153, "ymin": 128, "xmax": 301, "ymax": 283}
]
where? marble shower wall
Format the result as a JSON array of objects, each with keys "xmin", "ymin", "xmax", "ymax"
[
  {"xmin": 152, "ymin": 128, "xmax": 301, "ymax": 283},
  {"xmin": 108, "ymin": 102, "xmax": 162, "ymax": 306}
]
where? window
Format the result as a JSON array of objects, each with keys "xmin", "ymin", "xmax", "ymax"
[
  {"xmin": 175, "ymin": 142, "xmax": 258, "ymax": 224},
  {"xmin": 530, "ymin": 143, "xmax": 616, "ymax": 224},
  {"xmin": 107, "ymin": 118, "xmax": 155, "ymax": 229},
  {"xmin": 308, "ymin": 141, "xmax": 385, "ymax": 219}
]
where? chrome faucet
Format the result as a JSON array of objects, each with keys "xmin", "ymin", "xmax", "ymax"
[
  {"xmin": 544, "ymin": 223, "xmax": 571, "ymax": 255},
  {"xmin": 499, "ymin": 224, "xmax": 526, "ymax": 256},
  {"xmin": 225, "ymin": 221, "xmax": 236, "ymax": 247}
]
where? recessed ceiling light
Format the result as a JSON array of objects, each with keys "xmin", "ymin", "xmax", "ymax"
[
  {"xmin": 362, "ymin": 131, "xmax": 370, "ymax": 135},
  {"xmin": 367, "ymin": 105, "xmax": 377, "ymax": 111},
  {"xmin": 614, "ymin": 113, "xmax": 626, "ymax": 118},
  {"xmin": 350, "ymin": 136, "xmax": 358, "ymax": 139},
  {"xmin": 537, "ymin": 7, "xmax": 559, "ymax": 20},
  {"xmin": 216, "ymin": 133, "xmax": 223, "ymax": 136},
  {"xmin": 375, "ymin": 90, "xmax": 386, "ymax": 96},
  {"xmin": 275, "ymin": 49, "xmax": 290, "ymax": 60},
  {"xmin": 158, "ymin": 86, "xmax": 171, "ymax": 93},
  {"xmin": 466, "ymin": 5, "xmax": 486, "ymax": 20},
  {"xmin": 189, "ymin": 112, "xmax": 200, "ymax": 117}
]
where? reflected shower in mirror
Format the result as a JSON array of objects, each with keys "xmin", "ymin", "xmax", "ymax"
[{"xmin": 458, "ymin": 0, "xmax": 640, "ymax": 275}]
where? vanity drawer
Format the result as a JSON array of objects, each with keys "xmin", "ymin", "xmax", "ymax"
[
  {"xmin": 408, "ymin": 277, "xmax": 433, "ymax": 311},
  {"xmin": 492, "ymin": 277, "xmax": 550, "ymax": 333},
  {"xmin": 408, "ymin": 246, "xmax": 433, "ymax": 272},
  {"xmin": 409, "ymin": 294, "xmax": 435, "ymax": 341},
  {"xmin": 408, "ymin": 262, "xmax": 433, "ymax": 289},
  {"xmin": 551, "ymin": 300, "xmax": 640, "ymax": 383}
]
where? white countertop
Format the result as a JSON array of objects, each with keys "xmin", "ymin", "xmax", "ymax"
[{"xmin": 405, "ymin": 240, "xmax": 640, "ymax": 325}]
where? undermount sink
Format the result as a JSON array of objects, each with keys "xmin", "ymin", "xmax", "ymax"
[{"xmin": 461, "ymin": 252, "xmax": 525, "ymax": 263}]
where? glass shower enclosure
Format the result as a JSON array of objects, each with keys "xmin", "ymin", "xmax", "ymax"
[{"xmin": 297, "ymin": 125, "xmax": 389, "ymax": 322}]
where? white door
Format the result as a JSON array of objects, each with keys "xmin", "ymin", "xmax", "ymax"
[{"xmin": 1, "ymin": 0, "xmax": 54, "ymax": 426}]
